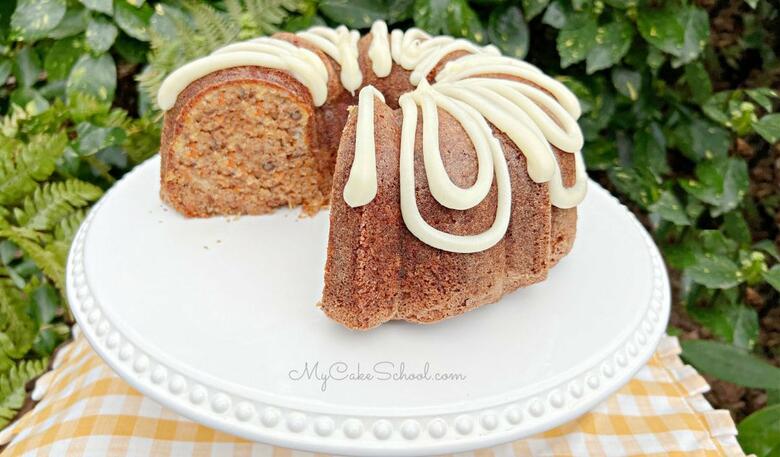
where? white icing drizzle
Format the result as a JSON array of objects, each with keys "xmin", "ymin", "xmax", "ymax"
[
  {"xmin": 418, "ymin": 80, "xmax": 494, "ymax": 210},
  {"xmin": 435, "ymin": 55, "xmax": 582, "ymax": 119},
  {"xmin": 409, "ymin": 40, "xmax": 499, "ymax": 85},
  {"xmin": 343, "ymin": 86, "xmax": 384, "ymax": 207},
  {"xmin": 157, "ymin": 20, "xmax": 587, "ymax": 253},
  {"xmin": 297, "ymin": 25, "xmax": 362, "ymax": 93},
  {"xmin": 398, "ymin": 91, "xmax": 512, "ymax": 253},
  {"xmin": 367, "ymin": 21, "xmax": 392, "ymax": 77}
]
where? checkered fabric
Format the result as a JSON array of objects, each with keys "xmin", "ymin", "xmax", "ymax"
[{"xmin": 0, "ymin": 329, "xmax": 746, "ymax": 456}]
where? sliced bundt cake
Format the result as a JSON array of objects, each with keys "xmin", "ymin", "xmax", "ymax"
[{"xmin": 157, "ymin": 21, "xmax": 587, "ymax": 330}]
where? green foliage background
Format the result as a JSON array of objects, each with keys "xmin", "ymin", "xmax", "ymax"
[{"xmin": 0, "ymin": 0, "xmax": 778, "ymax": 452}]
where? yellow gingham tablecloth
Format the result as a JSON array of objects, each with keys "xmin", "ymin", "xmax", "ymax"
[{"xmin": 0, "ymin": 328, "xmax": 747, "ymax": 456}]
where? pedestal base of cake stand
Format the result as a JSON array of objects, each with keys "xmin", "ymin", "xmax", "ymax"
[{"xmin": 68, "ymin": 155, "xmax": 670, "ymax": 457}]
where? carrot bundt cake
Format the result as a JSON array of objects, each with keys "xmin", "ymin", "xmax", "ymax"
[{"xmin": 157, "ymin": 21, "xmax": 588, "ymax": 330}]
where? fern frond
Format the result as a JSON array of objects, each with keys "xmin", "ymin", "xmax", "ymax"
[
  {"xmin": 0, "ymin": 279, "xmax": 37, "ymax": 368},
  {"xmin": 241, "ymin": 0, "xmax": 303, "ymax": 37},
  {"xmin": 66, "ymin": 93, "xmax": 112, "ymax": 123},
  {"xmin": 0, "ymin": 358, "xmax": 48, "ymax": 428},
  {"xmin": 100, "ymin": 109, "xmax": 131, "ymax": 131},
  {"xmin": 0, "ymin": 105, "xmax": 30, "ymax": 139},
  {"xmin": 0, "ymin": 207, "xmax": 9, "ymax": 229},
  {"xmin": 0, "ymin": 133, "xmax": 68, "ymax": 206},
  {"xmin": 224, "ymin": 0, "xmax": 244, "ymax": 22},
  {"xmin": 13, "ymin": 181, "xmax": 103, "ymax": 231},
  {"xmin": 171, "ymin": 14, "xmax": 214, "ymax": 60},
  {"xmin": 183, "ymin": 1, "xmax": 240, "ymax": 48},
  {"xmin": 138, "ymin": 0, "xmax": 304, "ymax": 105},
  {"xmin": 0, "ymin": 231, "xmax": 65, "ymax": 295},
  {"xmin": 124, "ymin": 116, "xmax": 162, "ymax": 164},
  {"xmin": 53, "ymin": 209, "xmax": 86, "ymax": 243}
]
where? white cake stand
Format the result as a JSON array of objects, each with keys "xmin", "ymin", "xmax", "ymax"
[{"xmin": 67, "ymin": 156, "xmax": 670, "ymax": 456}]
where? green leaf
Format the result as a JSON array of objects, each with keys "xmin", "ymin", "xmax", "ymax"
[
  {"xmin": 582, "ymin": 139, "xmax": 618, "ymax": 170},
  {"xmin": 636, "ymin": 5, "xmax": 709, "ymax": 64},
  {"xmin": 586, "ymin": 18, "xmax": 633, "ymax": 73},
  {"xmin": 74, "ymin": 122, "xmax": 126, "ymax": 156},
  {"xmin": 413, "ymin": 0, "xmax": 449, "ymax": 35},
  {"xmin": 650, "ymin": 190, "xmax": 689, "ymax": 225},
  {"xmin": 723, "ymin": 211, "xmax": 752, "ymax": 246},
  {"xmin": 113, "ymin": 34, "xmax": 148, "ymax": 64},
  {"xmin": 687, "ymin": 299, "xmax": 758, "ymax": 350},
  {"xmin": 754, "ymin": 240, "xmax": 780, "ymax": 262},
  {"xmin": 611, "ymin": 67, "xmax": 641, "ymax": 100},
  {"xmin": 645, "ymin": 46, "xmax": 665, "ymax": 72},
  {"xmin": 680, "ymin": 157, "xmax": 749, "ymax": 217},
  {"xmin": 66, "ymin": 53, "xmax": 117, "ymax": 103},
  {"xmin": 541, "ymin": 0, "xmax": 568, "ymax": 29},
  {"xmin": 753, "ymin": 113, "xmax": 780, "ymax": 143},
  {"xmin": 31, "ymin": 283, "xmax": 59, "ymax": 324},
  {"xmin": 608, "ymin": 166, "xmax": 660, "ymax": 209},
  {"xmin": 11, "ymin": 0, "xmax": 67, "ymax": 41},
  {"xmin": 387, "ymin": 0, "xmax": 414, "ymax": 22},
  {"xmin": 702, "ymin": 91, "xmax": 732, "ymax": 126},
  {"xmin": 33, "ymin": 323, "xmax": 69, "ymax": 357},
  {"xmin": 765, "ymin": 265, "xmax": 780, "ymax": 292},
  {"xmin": 681, "ymin": 339, "xmax": 780, "ymax": 389},
  {"xmin": 731, "ymin": 305, "xmax": 759, "ymax": 350},
  {"xmin": 557, "ymin": 15, "xmax": 597, "ymax": 68},
  {"xmin": 12, "ymin": 46, "xmax": 41, "ymax": 88},
  {"xmin": 44, "ymin": 36, "xmax": 86, "ymax": 81},
  {"xmin": 684, "ymin": 62, "xmax": 713, "ymax": 105},
  {"xmin": 318, "ymin": 0, "xmax": 388, "ymax": 28},
  {"xmin": 113, "ymin": 0, "xmax": 153, "ymax": 41},
  {"xmin": 85, "ymin": 16, "xmax": 118, "ymax": 54},
  {"xmin": 48, "ymin": 5, "xmax": 89, "ymax": 38},
  {"xmin": 487, "ymin": 6, "xmax": 529, "ymax": 58},
  {"xmin": 522, "ymin": 0, "xmax": 550, "ymax": 20},
  {"xmin": 670, "ymin": 116, "xmax": 730, "ymax": 161},
  {"xmin": 746, "ymin": 88, "xmax": 777, "ymax": 112},
  {"xmin": 447, "ymin": 0, "xmax": 486, "ymax": 43},
  {"xmin": 700, "ymin": 230, "xmax": 739, "ymax": 256},
  {"xmin": 632, "ymin": 122, "xmax": 667, "ymax": 176},
  {"xmin": 9, "ymin": 87, "xmax": 49, "ymax": 114},
  {"xmin": 738, "ymin": 404, "xmax": 780, "ymax": 457},
  {"xmin": 79, "ymin": 0, "xmax": 112, "ymax": 15},
  {"xmin": 687, "ymin": 253, "xmax": 742, "ymax": 289}
]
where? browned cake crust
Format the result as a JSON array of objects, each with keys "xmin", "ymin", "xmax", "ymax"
[{"xmin": 160, "ymin": 30, "xmax": 581, "ymax": 330}]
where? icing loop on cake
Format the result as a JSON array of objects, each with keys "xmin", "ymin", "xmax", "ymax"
[
  {"xmin": 418, "ymin": 80, "xmax": 494, "ymax": 211},
  {"xmin": 157, "ymin": 20, "xmax": 587, "ymax": 253},
  {"xmin": 398, "ymin": 90, "xmax": 512, "ymax": 253}
]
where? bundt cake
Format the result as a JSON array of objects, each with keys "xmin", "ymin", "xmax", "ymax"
[{"xmin": 157, "ymin": 21, "xmax": 588, "ymax": 330}]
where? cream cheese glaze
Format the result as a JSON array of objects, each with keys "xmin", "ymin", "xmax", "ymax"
[
  {"xmin": 343, "ymin": 86, "xmax": 383, "ymax": 207},
  {"xmin": 157, "ymin": 20, "xmax": 587, "ymax": 254}
]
